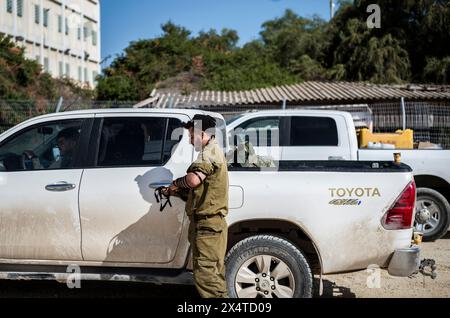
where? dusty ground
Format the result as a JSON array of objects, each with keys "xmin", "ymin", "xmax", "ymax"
[
  {"xmin": 0, "ymin": 231, "xmax": 448, "ymax": 298},
  {"xmin": 318, "ymin": 231, "xmax": 450, "ymax": 298}
]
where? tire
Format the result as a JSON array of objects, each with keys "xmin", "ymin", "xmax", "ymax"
[
  {"xmin": 414, "ymin": 188, "xmax": 450, "ymax": 242},
  {"xmin": 225, "ymin": 235, "xmax": 313, "ymax": 298}
]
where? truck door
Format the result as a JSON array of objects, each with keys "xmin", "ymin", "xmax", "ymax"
[
  {"xmin": 0, "ymin": 117, "xmax": 92, "ymax": 261},
  {"xmin": 79, "ymin": 114, "xmax": 192, "ymax": 264}
]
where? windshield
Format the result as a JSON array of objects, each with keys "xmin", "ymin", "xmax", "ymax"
[{"xmin": 226, "ymin": 115, "xmax": 243, "ymax": 126}]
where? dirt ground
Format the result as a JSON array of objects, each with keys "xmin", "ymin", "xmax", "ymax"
[
  {"xmin": 0, "ymin": 231, "xmax": 448, "ymax": 298},
  {"xmin": 318, "ymin": 231, "xmax": 450, "ymax": 298}
]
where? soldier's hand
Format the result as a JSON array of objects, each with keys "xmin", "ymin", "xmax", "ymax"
[
  {"xmin": 162, "ymin": 185, "xmax": 179, "ymax": 197},
  {"xmin": 160, "ymin": 187, "xmax": 170, "ymax": 197},
  {"xmin": 169, "ymin": 184, "xmax": 180, "ymax": 196}
]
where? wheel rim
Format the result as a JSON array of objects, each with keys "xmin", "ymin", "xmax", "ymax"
[
  {"xmin": 415, "ymin": 198, "xmax": 441, "ymax": 234},
  {"xmin": 235, "ymin": 254, "xmax": 295, "ymax": 298}
]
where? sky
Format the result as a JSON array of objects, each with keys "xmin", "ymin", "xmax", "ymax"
[{"xmin": 100, "ymin": 0, "xmax": 332, "ymax": 66}]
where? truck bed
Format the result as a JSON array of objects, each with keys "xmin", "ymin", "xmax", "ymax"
[
  {"xmin": 227, "ymin": 161, "xmax": 415, "ymax": 274},
  {"xmin": 229, "ymin": 160, "xmax": 412, "ymax": 172}
]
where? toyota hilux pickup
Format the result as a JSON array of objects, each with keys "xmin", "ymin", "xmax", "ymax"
[
  {"xmin": 0, "ymin": 108, "xmax": 425, "ymax": 298},
  {"xmin": 226, "ymin": 110, "xmax": 450, "ymax": 241}
]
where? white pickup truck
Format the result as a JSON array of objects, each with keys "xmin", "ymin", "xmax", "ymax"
[
  {"xmin": 0, "ymin": 108, "xmax": 425, "ymax": 298},
  {"xmin": 226, "ymin": 110, "xmax": 450, "ymax": 241}
]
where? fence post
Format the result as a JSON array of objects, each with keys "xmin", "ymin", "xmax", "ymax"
[
  {"xmin": 55, "ymin": 96, "xmax": 64, "ymax": 113},
  {"xmin": 401, "ymin": 97, "xmax": 406, "ymax": 131}
]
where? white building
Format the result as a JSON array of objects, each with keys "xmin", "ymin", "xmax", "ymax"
[{"xmin": 0, "ymin": 0, "xmax": 101, "ymax": 87}]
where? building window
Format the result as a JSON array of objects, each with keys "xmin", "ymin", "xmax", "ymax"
[
  {"xmin": 58, "ymin": 15, "xmax": 62, "ymax": 33},
  {"xmin": 44, "ymin": 58, "xmax": 49, "ymax": 73},
  {"xmin": 59, "ymin": 61, "xmax": 64, "ymax": 77},
  {"xmin": 65, "ymin": 18, "xmax": 69, "ymax": 35},
  {"xmin": 78, "ymin": 66, "xmax": 82, "ymax": 82},
  {"xmin": 17, "ymin": 0, "xmax": 23, "ymax": 17},
  {"xmin": 34, "ymin": 5, "xmax": 40, "ymax": 24},
  {"xmin": 65, "ymin": 63, "xmax": 70, "ymax": 77},
  {"xmin": 83, "ymin": 27, "xmax": 88, "ymax": 41},
  {"xmin": 43, "ymin": 9, "xmax": 49, "ymax": 28},
  {"xmin": 77, "ymin": 26, "xmax": 81, "ymax": 40},
  {"xmin": 92, "ymin": 30, "xmax": 97, "ymax": 46},
  {"xmin": 6, "ymin": 0, "xmax": 13, "ymax": 13}
]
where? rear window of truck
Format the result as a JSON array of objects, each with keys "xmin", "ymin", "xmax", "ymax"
[{"xmin": 289, "ymin": 116, "xmax": 338, "ymax": 146}]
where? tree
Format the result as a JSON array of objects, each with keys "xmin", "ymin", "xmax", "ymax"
[
  {"xmin": 333, "ymin": 18, "xmax": 411, "ymax": 83},
  {"xmin": 0, "ymin": 35, "xmax": 90, "ymax": 102},
  {"xmin": 96, "ymin": 1, "xmax": 450, "ymax": 101},
  {"xmin": 423, "ymin": 56, "xmax": 450, "ymax": 84},
  {"xmin": 260, "ymin": 10, "xmax": 331, "ymax": 80}
]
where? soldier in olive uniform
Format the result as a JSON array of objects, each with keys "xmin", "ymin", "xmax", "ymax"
[{"xmin": 164, "ymin": 114, "xmax": 229, "ymax": 298}]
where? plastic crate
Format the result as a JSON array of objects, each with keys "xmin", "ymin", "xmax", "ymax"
[{"xmin": 359, "ymin": 129, "xmax": 414, "ymax": 149}]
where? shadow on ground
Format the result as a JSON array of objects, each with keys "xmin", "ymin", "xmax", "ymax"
[
  {"xmin": 2, "ymin": 278, "xmax": 356, "ymax": 298},
  {"xmin": 0, "ymin": 280, "xmax": 199, "ymax": 298},
  {"xmin": 440, "ymin": 231, "xmax": 450, "ymax": 240},
  {"xmin": 314, "ymin": 277, "xmax": 356, "ymax": 298}
]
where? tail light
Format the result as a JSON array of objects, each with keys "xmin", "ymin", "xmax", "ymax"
[{"xmin": 382, "ymin": 181, "xmax": 416, "ymax": 230}]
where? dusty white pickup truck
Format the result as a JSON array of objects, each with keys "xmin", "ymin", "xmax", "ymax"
[
  {"xmin": 0, "ymin": 108, "xmax": 424, "ymax": 298},
  {"xmin": 226, "ymin": 110, "xmax": 450, "ymax": 241}
]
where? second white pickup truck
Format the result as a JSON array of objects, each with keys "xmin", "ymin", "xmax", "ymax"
[
  {"xmin": 0, "ymin": 108, "xmax": 427, "ymax": 298},
  {"xmin": 227, "ymin": 110, "xmax": 450, "ymax": 241}
]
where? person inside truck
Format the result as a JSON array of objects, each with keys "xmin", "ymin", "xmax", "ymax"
[{"xmin": 24, "ymin": 127, "xmax": 80, "ymax": 169}]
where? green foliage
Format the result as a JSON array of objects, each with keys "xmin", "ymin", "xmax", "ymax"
[
  {"xmin": 1, "ymin": 2, "xmax": 449, "ymax": 104},
  {"xmin": 423, "ymin": 56, "xmax": 450, "ymax": 84},
  {"xmin": 96, "ymin": 74, "xmax": 140, "ymax": 101},
  {"xmin": 0, "ymin": 34, "xmax": 92, "ymax": 102},
  {"xmin": 99, "ymin": 1, "xmax": 449, "ymax": 101},
  {"xmin": 333, "ymin": 19, "xmax": 411, "ymax": 83},
  {"xmin": 202, "ymin": 41, "xmax": 295, "ymax": 90},
  {"xmin": 76, "ymin": 2, "xmax": 443, "ymax": 100}
]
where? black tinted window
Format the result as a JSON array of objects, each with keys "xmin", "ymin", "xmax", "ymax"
[
  {"xmin": 97, "ymin": 117, "xmax": 183, "ymax": 167},
  {"xmin": 289, "ymin": 117, "xmax": 338, "ymax": 146}
]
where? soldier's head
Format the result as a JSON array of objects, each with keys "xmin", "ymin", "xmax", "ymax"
[
  {"xmin": 56, "ymin": 127, "xmax": 79, "ymax": 156},
  {"xmin": 183, "ymin": 115, "xmax": 217, "ymax": 151}
]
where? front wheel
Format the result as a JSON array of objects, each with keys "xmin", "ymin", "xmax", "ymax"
[
  {"xmin": 414, "ymin": 188, "xmax": 450, "ymax": 241},
  {"xmin": 225, "ymin": 235, "xmax": 313, "ymax": 298}
]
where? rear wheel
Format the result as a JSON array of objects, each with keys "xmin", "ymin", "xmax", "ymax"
[
  {"xmin": 225, "ymin": 235, "xmax": 313, "ymax": 298},
  {"xmin": 414, "ymin": 188, "xmax": 450, "ymax": 241}
]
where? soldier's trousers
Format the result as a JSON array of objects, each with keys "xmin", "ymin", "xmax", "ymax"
[{"xmin": 188, "ymin": 215, "xmax": 228, "ymax": 298}]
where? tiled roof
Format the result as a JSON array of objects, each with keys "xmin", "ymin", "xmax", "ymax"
[{"xmin": 134, "ymin": 81, "xmax": 450, "ymax": 108}]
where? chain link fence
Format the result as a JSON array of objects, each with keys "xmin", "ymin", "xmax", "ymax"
[
  {"xmin": 1, "ymin": 99, "xmax": 450, "ymax": 149},
  {"xmin": 0, "ymin": 99, "xmax": 136, "ymax": 134},
  {"xmin": 199, "ymin": 100, "xmax": 450, "ymax": 149}
]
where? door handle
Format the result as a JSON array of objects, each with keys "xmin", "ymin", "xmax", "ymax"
[
  {"xmin": 149, "ymin": 182, "xmax": 172, "ymax": 189},
  {"xmin": 45, "ymin": 182, "xmax": 76, "ymax": 192}
]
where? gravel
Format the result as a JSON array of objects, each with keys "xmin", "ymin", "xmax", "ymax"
[{"xmin": 319, "ymin": 231, "xmax": 450, "ymax": 298}]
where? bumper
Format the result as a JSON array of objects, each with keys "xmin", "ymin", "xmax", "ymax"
[{"xmin": 388, "ymin": 246, "xmax": 421, "ymax": 277}]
